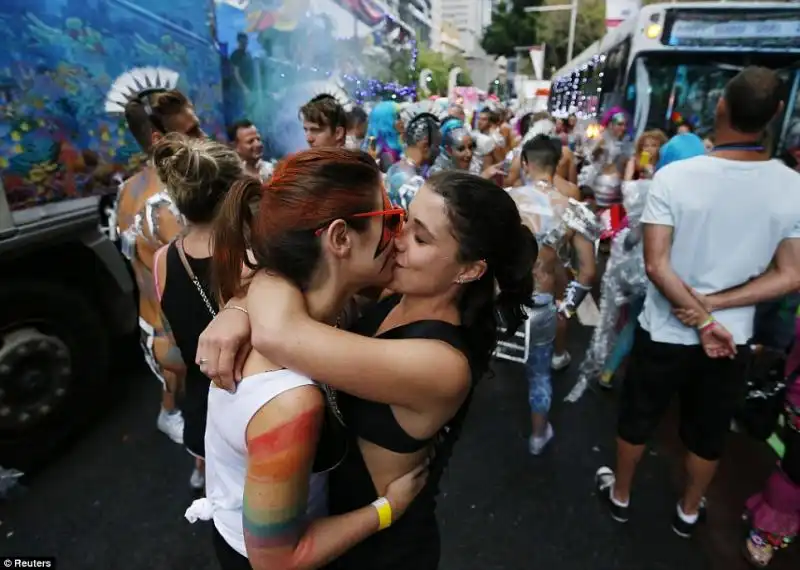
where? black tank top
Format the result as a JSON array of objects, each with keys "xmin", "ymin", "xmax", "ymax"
[
  {"xmin": 327, "ymin": 294, "xmax": 477, "ymax": 570},
  {"xmin": 160, "ymin": 243, "xmax": 215, "ymax": 458}
]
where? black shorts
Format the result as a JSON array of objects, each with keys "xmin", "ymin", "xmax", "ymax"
[{"xmin": 617, "ymin": 325, "xmax": 748, "ymax": 461}]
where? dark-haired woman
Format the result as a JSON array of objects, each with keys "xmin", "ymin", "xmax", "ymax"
[
  {"xmin": 429, "ymin": 119, "xmax": 504, "ymax": 179},
  {"xmin": 198, "ymin": 170, "xmax": 537, "ymax": 569},
  {"xmin": 385, "ymin": 113, "xmax": 441, "ymax": 209},
  {"xmin": 185, "ymin": 147, "xmax": 428, "ymax": 570}
]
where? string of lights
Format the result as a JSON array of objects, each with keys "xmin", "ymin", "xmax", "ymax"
[
  {"xmin": 264, "ymin": 13, "xmax": 419, "ymax": 104},
  {"xmin": 549, "ymin": 53, "xmax": 606, "ymax": 119}
]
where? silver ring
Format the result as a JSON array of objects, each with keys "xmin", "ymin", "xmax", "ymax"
[{"xmin": 198, "ymin": 358, "xmax": 209, "ymax": 364}]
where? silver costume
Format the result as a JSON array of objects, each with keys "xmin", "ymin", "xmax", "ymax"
[
  {"xmin": 566, "ymin": 178, "xmax": 651, "ymax": 403},
  {"xmin": 509, "ymin": 183, "xmax": 602, "ymax": 270},
  {"xmin": 395, "ymin": 174, "xmax": 426, "ymax": 211},
  {"xmin": 509, "ymin": 182, "xmax": 601, "ymax": 326},
  {"xmin": 577, "ymin": 132, "xmax": 633, "ymax": 207},
  {"xmin": 119, "ymin": 189, "xmax": 184, "ymax": 262}
]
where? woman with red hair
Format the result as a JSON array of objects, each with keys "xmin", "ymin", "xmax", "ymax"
[
  {"xmin": 197, "ymin": 168, "xmax": 538, "ymax": 569},
  {"xmin": 185, "ymin": 148, "xmax": 427, "ymax": 570}
]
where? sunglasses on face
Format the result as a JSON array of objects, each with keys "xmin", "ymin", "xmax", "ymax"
[{"xmin": 315, "ymin": 193, "xmax": 405, "ymax": 258}]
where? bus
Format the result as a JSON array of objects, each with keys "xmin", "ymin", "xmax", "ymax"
[
  {"xmin": 549, "ymin": 2, "xmax": 800, "ymax": 159},
  {"xmin": 0, "ymin": 0, "xmax": 412, "ymax": 471}
]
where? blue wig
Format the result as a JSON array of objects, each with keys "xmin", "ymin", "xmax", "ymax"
[
  {"xmin": 440, "ymin": 119, "xmax": 469, "ymax": 151},
  {"xmin": 657, "ymin": 133, "xmax": 706, "ymax": 170},
  {"xmin": 365, "ymin": 101, "xmax": 402, "ymax": 153}
]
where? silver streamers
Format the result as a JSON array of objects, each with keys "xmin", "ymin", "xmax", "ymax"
[
  {"xmin": 566, "ymin": 181, "xmax": 651, "ymax": 403},
  {"xmin": 428, "ymin": 153, "xmax": 454, "ymax": 175},
  {"xmin": 563, "ymin": 198, "xmax": 603, "ymax": 243}
]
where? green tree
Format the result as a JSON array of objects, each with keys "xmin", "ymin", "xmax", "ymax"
[
  {"xmin": 384, "ymin": 45, "xmax": 472, "ymax": 97},
  {"xmin": 535, "ymin": 0, "xmax": 605, "ymax": 77},
  {"xmin": 481, "ymin": 0, "xmax": 542, "ymax": 58},
  {"xmin": 536, "ymin": 0, "xmax": 677, "ymax": 76}
]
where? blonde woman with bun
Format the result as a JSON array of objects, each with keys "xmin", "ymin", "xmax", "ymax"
[{"xmin": 151, "ymin": 133, "xmax": 245, "ymax": 490}]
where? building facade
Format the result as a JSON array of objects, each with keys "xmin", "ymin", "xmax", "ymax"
[{"xmin": 380, "ymin": 0, "xmax": 433, "ymax": 45}]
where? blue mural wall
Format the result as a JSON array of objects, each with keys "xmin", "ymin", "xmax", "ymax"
[{"xmin": 0, "ymin": 0, "xmax": 225, "ymax": 211}]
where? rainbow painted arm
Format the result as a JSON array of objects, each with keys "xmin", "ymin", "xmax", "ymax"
[{"xmin": 243, "ymin": 388, "xmax": 381, "ymax": 570}]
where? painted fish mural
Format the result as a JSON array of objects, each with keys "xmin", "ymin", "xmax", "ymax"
[{"xmin": 0, "ymin": 0, "xmax": 225, "ymax": 211}]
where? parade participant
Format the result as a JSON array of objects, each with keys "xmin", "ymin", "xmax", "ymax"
[
  {"xmin": 300, "ymin": 94, "xmax": 347, "ymax": 148},
  {"xmin": 429, "ymin": 120, "xmax": 504, "ymax": 179},
  {"xmin": 508, "ymin": 118, "xmax": 580, "ymax": 200},
  {"xmin": 514, "ymin": 120, "xmax": 585, "ymax": 371},
  {"xmin": 346, "ymin": 106, "xmax": 368, "ymax": 150},
  {"xmin": 623, "ymin": 130, "xmax": 667, "ymax": 183},
  {"xmin": 185, "ymin": 148, "xmax": 428, "ymax": 570},
  {"xmin": 579, "ymin": 107, "xmax": 634, "ymax": 208},
  {"xmin": 227, "ymin": 119, "xmax": 273, "ymax": 181},
  {"xmin": 386, "ymin": 113, "xmax": 440, "ymax": 208},
  {"xmin": 151, "ymin": 134, "xmax": 245, "ymax": 492},
  {"xmin": 743, "ymin": 309, "xmax": 800, "ymax": 567},
  {"xmin": 509, "ymin": 135, "xmax": 601, "ymax": 454},
  {"xmin": 595, "ymin": 67, "xmax": 800, "ymax": 539},
  {"xmin": 196, "ymin": 170, "xmax": 537, "ymax": 570},
  {"xmin": 570, "ymin": 133, "xmax": 705, "ymax": 400},
  {"xmin": 476, "ymin": 104, "xmax": 508, "ymax": 166},
  {"xmin": 364, "ymin": 101, "xmax": 403, "ymax": 171},
  {"xmin": 446, "ymin": 103, "xmax": 466, "ymax": 123},
  {"xmin": 115, "ymin": 85, "xmax": 205, "ymax": 459}
]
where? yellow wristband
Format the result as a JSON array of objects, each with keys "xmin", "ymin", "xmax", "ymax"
[
  {"xmin": 372, "ymin": 497, "xmax": 392, "ymax": 531},
  {"xmin": 698, "ymin": 316, "xmax": 715, "ymax": 331}
]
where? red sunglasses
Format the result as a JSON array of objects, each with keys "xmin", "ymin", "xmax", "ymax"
[{"xmin": 315, "ymin": 202, "xmax": 405, "ymax": 258}]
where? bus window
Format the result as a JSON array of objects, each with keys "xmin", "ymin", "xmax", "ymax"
[
  {"xmin": 629, "ymin": 54, "xmax": 794, "ymax": 139},
  {"xmin": 600, "ymin": 38, "xmax": 631, "ymax": 113}
]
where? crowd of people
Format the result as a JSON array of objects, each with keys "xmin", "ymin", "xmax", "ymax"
[{"xmin": 114, "ymin": 65, "xmax": 800, "ymax": 569}]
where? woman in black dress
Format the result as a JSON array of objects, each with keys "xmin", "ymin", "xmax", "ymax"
[
  {"xmin": 198, "ymin": 171, "xmax": 538, "ymax": 569},
  {"xmin": 151, "ymin": 134, "xmax": 244, "ymax": 489}
]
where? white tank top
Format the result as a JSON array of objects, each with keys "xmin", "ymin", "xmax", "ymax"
[{"xmin": 185, "ymin": 369, "xmax": 328, "ymax": 557}]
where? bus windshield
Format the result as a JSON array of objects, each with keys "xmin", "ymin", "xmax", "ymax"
[{"xmin": 626, "ymin": 52, "xmax": 797, "ymax": 144}]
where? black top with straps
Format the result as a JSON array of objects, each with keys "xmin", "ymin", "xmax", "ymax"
[
  {"xmin": 160, "ymin": 243, "xmax": 215, "ymax": 459},
  {"xmin": 327, "ymin": 294, "xmax": 476, "ymax": 570}
]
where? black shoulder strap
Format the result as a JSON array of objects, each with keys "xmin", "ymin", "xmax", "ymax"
[
  {"xmin": 381, "ymin": 320, "xmax": 469, "ymax": 358},
  {"xmin": 175, "ymin": 236, "xmax": 217, "ymax": 318}
]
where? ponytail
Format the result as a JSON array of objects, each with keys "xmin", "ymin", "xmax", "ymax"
[
  {"xmin": 495, "ymin": 224, "xmax": 537, "ymax": 336},
  {"xmin": 212, "ymin": 177, "xmax": 262, "ymax": 303}
]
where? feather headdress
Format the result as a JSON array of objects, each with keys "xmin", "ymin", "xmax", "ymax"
[{"xmin": 104, "ymin": 67, "xmax": 180, "ymax": 115}]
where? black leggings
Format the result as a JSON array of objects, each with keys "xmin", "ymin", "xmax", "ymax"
[{"xmin": 213, "ymin": 526, "xmax": 252, "ymax": 570}]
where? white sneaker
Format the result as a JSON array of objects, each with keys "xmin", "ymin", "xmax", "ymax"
[
  {"xmin": 528, "ymin": 423, "xmax": 554, "ymax": 456},
  {"xmin": 189, "ymin": 467, "xmax": 205, "ymax": 490},
  {"xmin": 551, "ymin": 351, "xmax": 572, "ymax": 371},
  {"xmin": 157, "ymin": 408, "xmax": 184, "ymax": 444}
]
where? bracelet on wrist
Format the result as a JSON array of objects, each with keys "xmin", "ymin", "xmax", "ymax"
[
  {"xmin": 698, "ymin": 316, "xmax": 715, "ymax": 332},
  {"xmin": 223, "ymin": 304, "xmax": 248, "ymax": 316},
  {"xmin": 371, "ymin": 497, "xmax": 392, "ymax": 531}
]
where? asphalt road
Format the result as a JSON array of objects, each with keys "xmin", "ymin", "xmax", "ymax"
[{"xmin": 1, "ymin": 325, "xmax": 798, "ymax": 570}]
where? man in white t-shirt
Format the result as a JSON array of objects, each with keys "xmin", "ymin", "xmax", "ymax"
[{"xmin": 595, "ymin": 67, "xmax": 800, "ymax": 538}]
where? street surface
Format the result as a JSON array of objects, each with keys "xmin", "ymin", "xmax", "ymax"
[{"xmin": 1, "ymin": 325, "xmax": 798, "ymax": 570}]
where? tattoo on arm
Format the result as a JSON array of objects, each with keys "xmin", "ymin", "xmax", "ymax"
[{"xmin": 244, "ymin": 404, "xmax": 324, "ymax": 567}]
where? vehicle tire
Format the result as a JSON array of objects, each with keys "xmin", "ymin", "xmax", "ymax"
[{"xmin": 0, "ymin": 280, "xmax": 110, "ymax": 472}]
